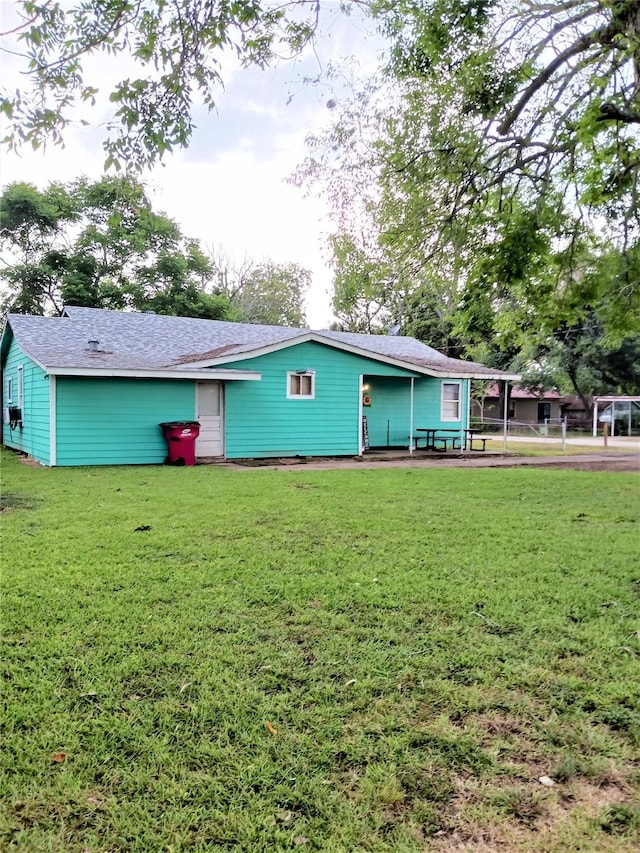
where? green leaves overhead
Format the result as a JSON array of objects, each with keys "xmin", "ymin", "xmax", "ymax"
[
  {"xmin": 293, "ymin": 0, "xmax": 640, "ymax": 398},
  {"xmin": 2, "ymin": 0, "xmax": 326, "ymax": 169}
]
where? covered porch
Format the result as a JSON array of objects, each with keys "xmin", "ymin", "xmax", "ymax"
[
  {"xmin": 360, "ymin": 374, "xmax": 519, "ymax": 454},
  {"xmin": 360, "ymin": 373, "xmax": 471, "ymax": 453}
]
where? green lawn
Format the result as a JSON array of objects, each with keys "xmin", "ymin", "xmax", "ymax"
[{"xmin": 1, "ymin": 450, "xmax": 639, "ymax": 852}]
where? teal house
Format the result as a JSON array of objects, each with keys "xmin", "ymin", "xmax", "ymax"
[{"xmin": 1, "ymin": 307, "xmax": 517, "ymax": 466}]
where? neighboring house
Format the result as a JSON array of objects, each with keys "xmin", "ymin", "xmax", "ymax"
[
  {"xmin": 1, "ymin": 307, "xmax": 518, "ymax": 466},
  {"xmin": 560, "ymin": 394, "xmax": 592, "ymax": 430},
  {"xmin": 471, "ymin": 383, "xmax": 563, "ymax": 424}
]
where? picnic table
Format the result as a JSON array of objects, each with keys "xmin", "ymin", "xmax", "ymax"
[
  {"xmin": 413, "ymin": 428, "xmax": 489, "ymax": 452},
  {"xmin": 414, "ymin": 428, "xmax": 461, "ymax": 451},
  {"xmin": 464, "ymin": 429, "xmax": 489, "ymax": 452}
]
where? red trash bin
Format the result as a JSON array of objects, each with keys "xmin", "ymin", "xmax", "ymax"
[{"xmin": 159, "ymin": 421, "xmax": 201, "ymax": 466}]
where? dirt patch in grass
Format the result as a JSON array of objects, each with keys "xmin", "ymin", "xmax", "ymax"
[
  {"xmin": 11, "ymin": 449, "xmax": 44, "ymax": 467},
  {"xmin": 432, "ymin": 770, "xmax": 639, "ymax": 852},
  {"xmin": 0, "ymin": 491, "xmax": 40, "ymax": 512},
  {"xmin": 224, "ymin": 451, "xmax": 639, "ymax": 473},
  {"xmin": 535, "ymin": 456, "xmax": 639, "ymax": 472}
]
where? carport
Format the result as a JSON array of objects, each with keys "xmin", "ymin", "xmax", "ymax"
[{"xmin": 592, "ymin": 395, "xmax": 640, "ymax": 437}]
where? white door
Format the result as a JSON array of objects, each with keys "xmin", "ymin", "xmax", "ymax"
[{"xmin": 196, "ymin": 382, "xmax": 224, "ymax": 457}]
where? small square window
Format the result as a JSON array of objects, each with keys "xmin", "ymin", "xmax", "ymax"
[
  {"xmin": 441, "ymin": 382, "xmax": 461, "ymax": 421},
  {"xmin": 287, "ymin": 371, "xmax": 315, "ymax": 399}
]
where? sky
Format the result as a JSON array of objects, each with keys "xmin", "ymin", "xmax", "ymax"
[{"xmin": 0, "ymin": 2, "xmax": 382, "ymax": 328}]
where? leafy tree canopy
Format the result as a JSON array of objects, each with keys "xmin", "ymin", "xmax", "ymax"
[
  {"xmin": 294, "ymin": 0, "xmax": 640, "ymax": 399},
  {"xmin": 1, "ymin": 0, "xmax": 331, "ymax": 169},
  {"xmin": 0, "ymin": 176, "xmax": 235, "ymax": 319},
  {"xmin": 1, "ymin": 177, "xmax": 313, "ymax": 326},
  {"xmin": 210, "ymin": 249, "xmax": 310, "ymax": 327}
]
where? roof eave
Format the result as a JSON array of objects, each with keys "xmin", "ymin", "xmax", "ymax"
[
  {"xmin": 45, "ymin": 366, "xmax": 262, "ymax": 381},
  {"xmin": 1, "ymin": 318, "xmax": 49, "ymax": 370},
  {"xmin": 463, "ymin": 372, "xmax": 522, "ymax": 382},
  {"xmin": 0, "ymin": 317, "xmax": 12, "ymax": 362}
]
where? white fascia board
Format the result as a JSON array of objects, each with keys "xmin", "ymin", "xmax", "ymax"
[
  {"xmin": 178, "ymin": 332, "xmax": 427, "ymax": 374},
  {"xmin": 432, "ymin": 371, "xmax": 522, "ymax": 381},
  {"xmin": 49, "ymin": 375, "xmax": 56, "ymax": 466},
  {"xmin": 594, "ymin": 395, "xmax": 640, "ymax": 403},
  {"xmin": 45, "ymin": 367, "xmax": 262, "ymax": 381},
  {"xmin": 306, "ymin": 336, "xmax": 522, "ymax": 380}
]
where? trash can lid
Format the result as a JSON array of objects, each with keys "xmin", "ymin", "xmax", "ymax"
[{"xmin": 159, "ymin": 421, "xmax": 201, "ymax": 427}]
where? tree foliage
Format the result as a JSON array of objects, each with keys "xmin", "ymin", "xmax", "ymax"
[
  {"xmin": 0, "ymin": 176, "xmax": 234, "ymax": 319},
  {"xmin": 1, "ymin": 0, "xmax": 329, "ymax": 169},
  {"xmin": 295, "ymin": 0, "xmax": 640, "ymax": 387},
  {"xmin": 234, "ymin": 262, "xmax": 310, "ymax": 327},
  {"xmin": 210, "ymin": 248, "xmax": 310, "ymax": 327}
]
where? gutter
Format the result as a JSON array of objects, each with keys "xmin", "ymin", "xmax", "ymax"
[{"xmin": 44, "ymin": 367, "xmax": 262, "ymax": 381}]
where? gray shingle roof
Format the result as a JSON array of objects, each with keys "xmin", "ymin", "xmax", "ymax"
[{"xmin": 5, "ymin": 307, "xmax": 518, "ymax": 379}]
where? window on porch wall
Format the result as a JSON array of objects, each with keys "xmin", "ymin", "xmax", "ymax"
[{"xmin": 441, "ymin": 382, "xmax": 461, "ymax": 420}]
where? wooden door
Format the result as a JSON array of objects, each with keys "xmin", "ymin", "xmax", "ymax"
[{"xmin": 195, "ymin": 382, "xmax": 224, "ymax": 457}]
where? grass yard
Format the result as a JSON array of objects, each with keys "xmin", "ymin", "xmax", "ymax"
[
  {"xmin": 501, "ymin": 444, "xmax": 637, "ymax": 457},
  {"xmin": 1, "ymin": 450, "xmax": 639, "ymax": 852}
]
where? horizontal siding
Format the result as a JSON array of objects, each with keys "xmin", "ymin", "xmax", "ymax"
[
  {"xmin": 2, "ymin": 337, "xmax": 50, "ymax": 465},
  {"xmin": 412, "ymin": 377, "xmax": 469, "ymax": 436},
  {"xmin": 364, "ymin": 376, "xmax": 415, "ymax": 448},
  {"xmin": 222, "ymin": 341, "xmax": 419, "ymax": 458},
  {"xmin": 56, "ymin": 378, "xmax": 195, "ymax": 466}
]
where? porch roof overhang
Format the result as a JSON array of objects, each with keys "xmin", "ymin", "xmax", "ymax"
[
  {"xmin": 593, "ymin": 396, "xmax": 640, "ymax": 403},
  {"xmin": 43, "ymin": 366, "xmax": 262, "ymax": 381}
]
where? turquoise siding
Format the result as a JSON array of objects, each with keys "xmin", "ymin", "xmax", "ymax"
[
  {"xmin": 55, "ymin": 378, "xmax": 195, "ymax": 466},
  {"xmin": 222, "ymin": 341, "xmax": 418, "ymax": 458},
  {"xmin": 364, "ymin": 376, "xmax": 469, "ymax": 447},
  {"xmin": 2, "ymin": 337, "xmax": 50, "ymax": 465}
]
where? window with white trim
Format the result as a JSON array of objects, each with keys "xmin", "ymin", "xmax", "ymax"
[
  {"xmin": 287, "ymin": 371, "xmax": 315, "ymax": 399},
  {"xmin": 441, "ymin": 381, "xmax": 461, "ymax": 421},
  {"xmin": 6, "ymin": 376, "xmax": 13, "ymax": 404},
  {"xmin": 17, "ymin": 365, "xmax": 24, "ymax": 408}
]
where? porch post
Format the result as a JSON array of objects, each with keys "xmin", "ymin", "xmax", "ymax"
[
  {"xmin": 409, "ymin": 377, "xmax": 414, "ymax": 454},
  {"xmin": 460, "ymin": 380, "xmax": 466, "ymax": 451},
  {"xmin": 611, "ymin": 400, "xmax": 616, "ymax": 437},
  {"xmin": 502, "ymin": 380, "xmax": 509, "ymax": 452},
  {"xmin": 358, "ymin": 374, "xmax": 364, "ymax": 455},
  {"xmin": 592, "ymin": 397, "xmax": 598, "ymax": 437},
  {"xmin": 49, "ymin": 375, "xmax": 57, "ymax": 467}
]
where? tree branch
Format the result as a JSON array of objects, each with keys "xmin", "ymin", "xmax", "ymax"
[
  {"xmin": 596, "ymin": 103, "xmax": 640, "ymax": 124},
  {"xmin": 499, "ymin": 24, "xmax": 615, "ymax": 135}
]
